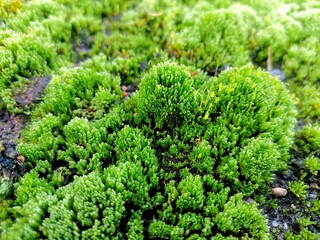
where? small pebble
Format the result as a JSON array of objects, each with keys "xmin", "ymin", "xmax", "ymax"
[
  {"xmin": 139, "ymin": 61, "xmax": 148, "ymax": 71},
  {"xmin": 309, "ymin": 192, "xmax": 317, "ymax": 199},
  {"xmin": 218, "ymin": 65, "xmax": 231, "ymax": 73},
  {"xmin": 244, "ymin": 198, "xmax": 254, "ymax": 204},
  {"xmin": 269, "ymin": 69, "xmax": 286, "ymax": 81},
  {"xmin": 4, "ymin": 141, "xmax": 18, "ymax": 159},
  {"xmin": 272, "ymin": 220, "xmax": 280, "ymax": 227},
  {"xmin": 272, "ymin": 187, "xmax": 288, "ymax": 197},
  {"xmin": 17, "ymin": 155, "xmax": 25, "ymax": 164},
  {"xmin": 282, "ymin": 169, "xmax": 292, "ymax": 180},
  {"xmin": 121, "ymin": 85, "xmax": 128, "ymax": 91},
  {"xmin": 310, "ymin": 183, "xmax": 320, "ymax": 190}
]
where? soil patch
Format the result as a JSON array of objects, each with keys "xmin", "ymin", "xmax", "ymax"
[
  {"xmin": 260, "ymin": 150, "xmax": 320, "ymax": 238},
  {"xmin": 0, "ymin": 111, "xmax": 27, "ymax": 143},
  {"xmin": 0, "ymin": 111, "xmax": 27, "ymax": 183},
  {"xmin": 1, "ymin": 75, "xmax": 51, "ymax": 180},
  {"xmin": 0, "ymin": 141, "xmax": 25, "ymax": 180},
  {"xmin": 14, "ymin": 76, "xmax": 51, "ymax": 108}
]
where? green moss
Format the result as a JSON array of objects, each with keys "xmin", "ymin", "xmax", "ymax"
[
  {"xmin": 189, "ymin": 140, "xmax": 214, "ymax": 174},
  {"xmin": 126, "ymin": 211, "xmax": 144, "ymax": 239},
  {"xmin": 176, "ymin": 175, "xmax": 205, "ymax": 211},
  {"xmin": 14, "ymin": 171, "xmax": 54, "ymax": 206},
  {"xmin": 135, "ymin": 61, "xmax": 199, "ymax": 130},
  {"xmin": 284, "ymin": 228, "xmax": 320, "ymax": 240},
  {"xmin": 305, "ymin": 156, "xmax": 320, "ymax": 175},
  {"xmin": 119, "ymin": 0, "xmax": 184, "ymax": 44},
  {"xmin": 87, "ymin": 0, "xmax": 182, "ymax": 85},
  {"xmin": 289, "ymin": 181, "xmax": 309, "ymax": 200},
  {"xmin": 2, "ymin": 58, "xmax": 297, "ymax": 238},
  {"xmin": 0, "ymin": 173, "xmax": 12, "ymax": 201},
  {"xmin": 297, "ymin": 216, "xmax": 316, "ymax": 228},
  {"xmin": 90, "ymin": 32, "xmax": 159, "ymax": 84},
  {"xmin": 253, "ymin": 3, "xmax": 320, "ymax": 68},
  {"xmin": 202, "ymin": 66, "xmax": 296, "ymax": 193},
  {"xmin": 32, "ymin": 57, "xmax": 122, "ymax": 120},
  {"xmin": 214, "ymin": 194, "xmax": 269, "ymax": 238},
  {"xmin": 55, "ymin": 0, "xmax": 135, "ymax": 17},
  {"xmin": 295, "ymin": 124, "xmax": 320, "ymax": 154},
  {"xmin": 283, "ymin": 36, "xmax": 320, "ymax": 84},
  {"xmin": 14, "ymin": 57, "xmax": 126, "ymax": 184},
  {"xmin": 134, "ymin": 63, "xmax": 295, "ymax": 194},
  {"xmin": 1, "ymin": 0, "xmax": 141, "ymax": 111},
  {"xmin": 168, "ymin": 6, "xmax": 258, "ymax": 70},
  {"xmin": 0, "ymin": 0, "xmax": 24, "ymax": 19},
  {"xmin": 0, "ymin": 29, "xmax": 56, "ymax": 85},
  {"xmin": 291, "ymin": 83, "xmax": 320, "ymax": 121},
  {"xmin": 3, "ymin": 0, "xmax": 318, "ymax": 238},
  {"xmin": 311, "ymin": 199, "xmax": 320, "ymax": 215},
  {"xmin": 239, "ymin": 0, "xmax": 284, "ymax": 15},
  {"xmin": 253, "ymin": 4, "xmax": 302, "ymax": 65}
]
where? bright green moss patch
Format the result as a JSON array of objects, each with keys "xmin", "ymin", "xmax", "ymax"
[
  {"xmin": 15, "ymin": 57, "xmax": 125, "ymax": 184},
  {"xmin": 0, "ymin": 0, "xmax": 23, "ymax": 18},
  {"xmin": 32, "ymin": 56, "xmax": 122, "ymax": 120},
  {"xmin": 134, "ymin": 62, "xmax": 199, "ymax": 130},
  {"xmin": 168, "ymin": 5, "xmax": 258, "ymax": 70},
  {"xmin": 0, "ymin": 29, "xmax": 56, "ymax": 86},
  {"xmin": 295, "ymin": 124, "xmax": 320, "ymax": 154},
  {"xmin": 1, "ymin": 62, "xmax": 298, "ymax": 238},
  {"xmin": 289, "ymin": 181, "xmax": 309, "ymax": 199},
  {"xmin": 134, "ymin": 63, "xmax": 296, "ymax": 196},
  {"xmin": 283, "ymin": 36, "xmax": 320, "ymax": 84},
  {"xmin": 55, "ymin": 0, "xmax": 136, "ymax": 17},
  {"xmin": 284, "ymin": 228, "xmax": 320, "ymax": 240},
  {"xmin": 291, "ymin": 83, "xmax": 320, "ymax": 121},
  {"xmin": 305, "ymin": 156, "xmax": 320, "ymax": 175},
  {"xmin": 0, "ymin": 0, "xmax": 140, "ymax": 111},
  {"xmin": 2, "ymin": 0, "xmax": 320, "ymax": 238}
]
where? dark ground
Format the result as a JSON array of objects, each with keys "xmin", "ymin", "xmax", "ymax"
[
  {"xmin": 262, "ymin": 152, "xmax": 320, "ymax": 238},
  {"xmin": 0, "ymin": 76, "xmax": 51, "ymax": 183}
]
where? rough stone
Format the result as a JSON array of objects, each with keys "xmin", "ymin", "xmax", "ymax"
[{"xmin": 272, "ymin": 187, "xmax": 288, "ymax": 197}]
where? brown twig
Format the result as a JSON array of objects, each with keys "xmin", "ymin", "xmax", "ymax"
[{"xmin": 267, "ymin": 47, "xmax": 272, "ymax": 71}]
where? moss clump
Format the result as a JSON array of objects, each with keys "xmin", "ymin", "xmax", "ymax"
[
  {"xmin": 55, "ymin": 0, "xmax": 136, "ymax": 17},
  {"xmin": 0, "ymin": 0, "xmax": 140, "ymax": 112},
  {"xmin": 134, "ymin": 63, "xmax": 296, "ymax": 196},
  {"xmin": 0, "ymin": 28, "xmax": 61, "ymax": 112},
  {"xmin": 90, "ymin": 31, "xmax": 160, "ymax": 85},
  {"xmin": 0, "ymin": 0, "xmax": 23, "ymax": 19},
  {"xmin": 283, "ymin": 36, "xmax": 320, "ymax": 84},
  {"xmin": 168, "ymin": 5, "xmax": 259, "ymax": 71},
  {"xmin": 15, "ymin": 56, "xmax": 124, "ymax": 185},
  {"xmin": 289, "ymin": 181, "xmax": 309, "ymax": 199},
  {"xmin": 0, "ymin": 62, "xmax": 297, "ymax": 238},
  {"xmin": 253, "ymin": 4, "xmax": 303, "ymax": 65},
  {"xmin": 291, "ymin": 83, "xmax": 320, "ymax": 121},
  {"xmin": 0, "ymin": 30, "xmax": 57, "ymax": 88},
  {"xmin": 134, "ymin": 62, "xmax": 199, "ymax": 130},
  {"xmin": 4, "ymin": 0, "xmax": 319, "ymax": 237},
  {"xmin": 295, "ymin": 124, "xmax": 320, "ymax": 154},
  {"xmin": 284, "ymin": 228, "xmax": 320, "ymax": 240},
  {"xmin": 305, "ymin": 156, "xmax": 320, "ymax": 175}
]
